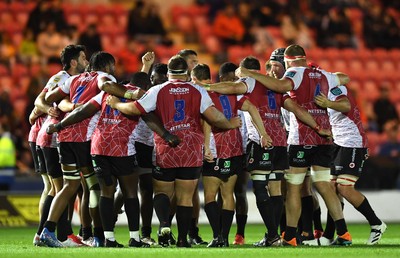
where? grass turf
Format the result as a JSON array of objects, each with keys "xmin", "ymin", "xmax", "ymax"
[{"xmin": 1, "ymin": 223, "xmax": 399, "ymax": 258}]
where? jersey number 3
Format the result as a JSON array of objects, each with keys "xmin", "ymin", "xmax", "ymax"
[{"xmin": 174, "ymin": 99, "xmax": 185, "ymax": 122}]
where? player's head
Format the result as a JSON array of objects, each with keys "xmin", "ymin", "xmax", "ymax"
[
  {"xmin": 130, "ymin": 71, "xmax": 152, "ymax": 91},
  {"xmin": 240, "ymin": 56, "xmax": 261, "ymax": 71},
  {"xmin": 219, "ymin": 62, "xmax": 238, "ymax": 82},
  {"xmin": 268, "ymin": 47, "xmax": 286, "ymax": 78},
  {"xmin": 61, "ymin": 44, "xmax": 88, "ymax": 73},
  {"xmin": 88, "ymin": 51, "xmax": 116, "ymax": 75},
  {"xmin": 167, "ymin": 55, "xmax": 189, "ymax": 80},
  {"xmin": 191, "ymin": 63, "xmax": 211, "ymax": 82},
  {"xmin": 177, "ymin": 49, "xmax": 198, "ymax": 72},
  {"xmin": 150, "ymin": 63, "xmax": 168, "ymax": 85},
  {"xmin": 284, "ymin": 44, "xmax": 307, "ymax": 68}
]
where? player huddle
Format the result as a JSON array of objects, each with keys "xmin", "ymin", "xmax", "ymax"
[{"xmin": 28, "ymin": 44, "xmax": 386, "ymax": 248}]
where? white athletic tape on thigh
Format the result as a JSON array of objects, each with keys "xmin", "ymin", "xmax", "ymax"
[
  {"xmin": 336, "ymin": 175, "xmax": 358, "ymax": 186},
  {"xmin": 310, "ymin": 169, "xmax": 331, "ymax": 182},
  {"xmin": 284, "ymin": 173, "xmax": 306, "ymax": 185}
]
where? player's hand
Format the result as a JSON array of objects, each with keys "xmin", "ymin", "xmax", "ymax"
[
  {"xmin": 162, "ymin": 132, "xmax": 181, "ymax": 147},
  {"xmin": 142, "ymin": 52, "xmax": 155, "ymax": 67},
  {"xmin": 314, "ymin": 93, "xmax": 330, "ymax": 108},
  {"xmin": 47, "ymin": 106, "xmax": 59, "ymax": 118},
  {"xmin": 204, "ymin": 148, "xmax": 214, "ymax": 163},
  {"xmin": 260, "ymin": 134, "xmax": 273, "ymax": 149},
  {"xmin": 235, "ymin": 67, "xmax": 250, "ymax": 78},
  {"xmin": 317, "ymin": 128, "xmax": 333, "ymax": 140},
  {"xmin": 46, "ymin": 124, "xmax": 58, "ymax": 134},
  {"xmin": 106, "ymin": 95, "xmax": 120, "ymax": 108},
  {"xmin": 229, "ymin": 116, "xmax": 242, "ymax": 129}
]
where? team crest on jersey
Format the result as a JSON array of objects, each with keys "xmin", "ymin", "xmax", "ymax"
[
  {"xmin": 297, "ymin": 151, "xmax": 304, "ymax": 159},
  {"xmin": 262, "ymin": 153, "xmax": 269, "ymax": 160},
  {"xmin": 224, "ymin": 160, "xmax": 231, "ymax": 168},
  {"xmin": 330, "ymin": 87, "xmax": 343, "ymax": 96},
  {"xmin": 53, "ymin": 76, "xmax": 60, "ymax": 83},
  {"xmin": 285, "ymin": 71, "xmax": 296, "ymax": 78}
]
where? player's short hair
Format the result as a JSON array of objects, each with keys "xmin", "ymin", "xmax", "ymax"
[
  {"xmin": 219, "ymin": 62, "xmax": 238, "ymax": 77},
  {"xmin": 240, "ymin": 56, "xmax": 261, "ymax": 70},
  {"xmin": 152, "ymin": 63, "xmax": 168, "ymax": 76},
  {"xmin": 130, "ymin": 72, "xmax": 152, "ymax": 90},
  {"xmin": 284, "ymin": 44, "xmax": 306, "ymax": 58},
  {"xmin": 177, "ymin": 49, "xmax": 198, "ymax": 60},
  {"xmin": 61, "ymin": 45, "xmax": 86, "ymax": 71},
  {"xmin": 167, "ymin": 55, "xmax": 188, "ymax": 75},
  {"xmin": 191, "ymin": 63, "xmax": 211, "ymax": 81},
  {"xmin": 88, "ymin": 51, "xmax": 115, "ymax": 72}
]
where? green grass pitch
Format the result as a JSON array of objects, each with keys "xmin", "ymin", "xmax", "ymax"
[{"xmin": 1, "ymin": 223, "xmax": 399, "ymax": 258}]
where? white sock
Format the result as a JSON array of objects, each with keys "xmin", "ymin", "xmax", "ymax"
[
  {"xmin": 104, "ymin": 231, "xmax": 115, "ymax": 241},
  {"xmin": 129, "ymin": 231, "xmax": 140, "ymax": 241}
]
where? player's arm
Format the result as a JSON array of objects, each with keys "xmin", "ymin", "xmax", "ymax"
[
  {"xmin": 106, "ymin": 95, "xmax": 142, "ymax": 116},
  {"xmin": 58, "ymin": 97, "xmax": 82, "ymax": 113},
  {"xmin": 98, "ymin": 77, "xmax": 145, "ymax": 100},
  {"xmin": 240, "ymin": 99, "xmax": 273, "ymax": 148},
  {"xmin": 142, "ymin": 112, "xmax": 181, "ymax": 147},
  {"xmin": 202, "ymin": 120, "xmax": 214, "ymax": 162},
  {"xmin": 202, "ymin": 106, "xmax": 242, "ymax": 130},
  {"xmin": 236, "ymin": 67, "xmax": 292, "ymax": 93},
  {"xmin": 335, "ymin": 72, "xmax": 350, "ymax": 85},
  {"xmin": 314, "ymin": 92, "xmax": 351, "ymax": 113},
  {"xmin": 28, "ymin": 107, "xmax": 43, "ymax": 125},
  {"xmin": 45, "ymin": 86, "xmax": 67, "ymax": 103},
  {"xmin": 195, "ymin": 80, "xmax": 247, "ymax": 95},
  {"xmin": 141, "ymin": 51, "xmax": 155, "ymax": 74},
  {"xmin": 34, "ymin": 91, "xmax": 59, "ymax": 118},
  {"xmin": 284, "ymin": 98, "xmax": 332, "ymax": 138},
  {"xmin": 47, "ymin": 102, "xmax": 99, "ymax": 134}
]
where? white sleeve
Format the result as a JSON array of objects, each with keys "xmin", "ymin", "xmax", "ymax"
[
  {"xmin": 97, "ymin": 72, "xmax": 117, "ymax": 85},
  {"xmin": 137, "ymin": 85, "xmax": 161, "ymax": 113},
  {"xmin": 199, "ymin": 87, "xmax": 214, "ymax": 114},
  {"xmin": 322, "ymin": 70, "xmax": 340, "ymax": 89},
  {"xmin": 283, "ymin": 67, "xmax": 304, "ymax": 90},
  {"xmin": 239, "ymin": 77, "xmax": 255, "ymax": 93},
  {"xmin": 91, "ymin": 91, "xmax": 105, "ymax": 105},
  {"xmin": 59, "ymin": 76, "xmax": 74, "ymax": 94},
  {"xmin": 328, "ymin": 85, "xmax": 348, "ymax": 101}
]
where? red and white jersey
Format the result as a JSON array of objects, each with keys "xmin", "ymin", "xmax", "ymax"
[
  {"xmin": 89, "ymin": 84, "xmax": 139, "ymax": 156},
  {"xmin": 284, "ymin": 67, "xmax": 338, "ymax": 145},
  {"xmin": 133, "ymin": 118, "xmax": 154, "ymax": 147},
  {"xmin": 135, "ymin": 79, "xmax": 214, "ymax": 168},
  {"xmin": 35, "ymin": 70, "xmax": 71, "ymax": 147},
  {"xmin": 57, "ymin": 71, "xmax": 116, "ymax": 142},
  {"xmin": 207, "ymin": 92, "xmax": 245, "ymax": 159},
  {"xmin": 241, "ymin": 77, "xmax": 287, "ymax": 146},
  {"xmin": 327, "ymin": 85, "xmax": 367, "ymax": 148},
  {"xmin": 28, "ymin": 115, "xmax": 45, "ymax": 142}
]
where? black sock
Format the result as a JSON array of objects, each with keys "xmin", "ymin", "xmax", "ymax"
[
  {"xmin": 168, "ymin": 214, "xmax": 175, "ymax": 225},
  {"xmin": 141, "ymin": 226, "xmax": 152, "ymax": 238},
  {"xmin": 280, "ymin": 209, "xmax": 286, "ymax": 234},
  {"xmin": 188, "ymin": 218, "xmax": 198, "ymax": 237},
  {"xmin": 66, "ymin": 220, "xmax": 73, "ymax": 236},
  {"xmin": 313, "ymin": 207, "xmax": 323, "ymax": 231},
  {"xmin": 43, "ymin": 221, "xmax": 57, "ymax": 233},
  {"xmin": 284, "ymin": 226, "xmax": 297, "ymax": 241},
  {"xmin": 204, "ymin": 201, "xmax": 220, "ymax": 238},
  {"xmin": 99, "ymin": 196, "xmax": 114, "ymax": 231},
  {"xmin": 79, "ymin": 225, "xmax": 83, "ymax": 237},
  {"xmin": 301, "ymin": 196, "xmax": 314, "ymax": 235},
  {"xmin": 356, "ymin": 198, "xmax": 381, "ymax": 226},
  {"xmin": 82, "ymin": 226, "xmax": 93, "ymax": 240},
  {"xmin": 221, "ymin": 209, "xmax": 234, "ymax": 240},
  {"xmin": 94, "ymin": 227, "xmax": 104, "ymax": 240},
  {"xmin": 256, "ymin": 199, "xmax": 278, "ymax": 239},
  {"xmin": 334, "ymin": 218, "xmax": 348, "ymax": 236},
  {"xmin": 235, "ymin": 214, "xmax": 247, "ymax": 236},
  {"xmin": 154, "ymin": 194, "xmax": 171, "ymax": 228},
  {"xmin": 176, "ymin": 206, "xmax": 192, "ymax": 242},
  {"xmin": 124, "ymin": 197, "xmax": 140, "ymax": 231},
  {"xmin": 324, "ymin": 212, "xmax": 336, "ymax": 239},
  {"xmin": 37, "ymin": 195, "xmax": 53, "ymax": 235},
  {"xmin": 57, "ymin": 208, "xmax": 69, "ymax": 241},
  {"xmin": 271, "ymin": 196, "xmax": 284, "ymax": 234}
]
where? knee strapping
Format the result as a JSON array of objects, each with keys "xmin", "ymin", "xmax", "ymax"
[
  {"xmin": 336, "ymin": 175, "xmax": 357, "ymax": 187},
  {"xmin": 284, "ymin": 173, "xmax": 306, "ymax": 185},
  {"xmin": 84, "ymin": 172, "xmax": 99, "ymax": 190},
  {"xmin": 84, "ymin": 172, "xmax": 100, "ymax": 208},
  {"xmin": 89, "ymin": 189, "xmax": 100, "ymax": 208},
  {"xmin": 310, "ymin": 169, "xmax": 331, "ymax": 183},
  {"xmin": 253, "ymin": 180, "xmax": 269, "ymax": 203}
]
